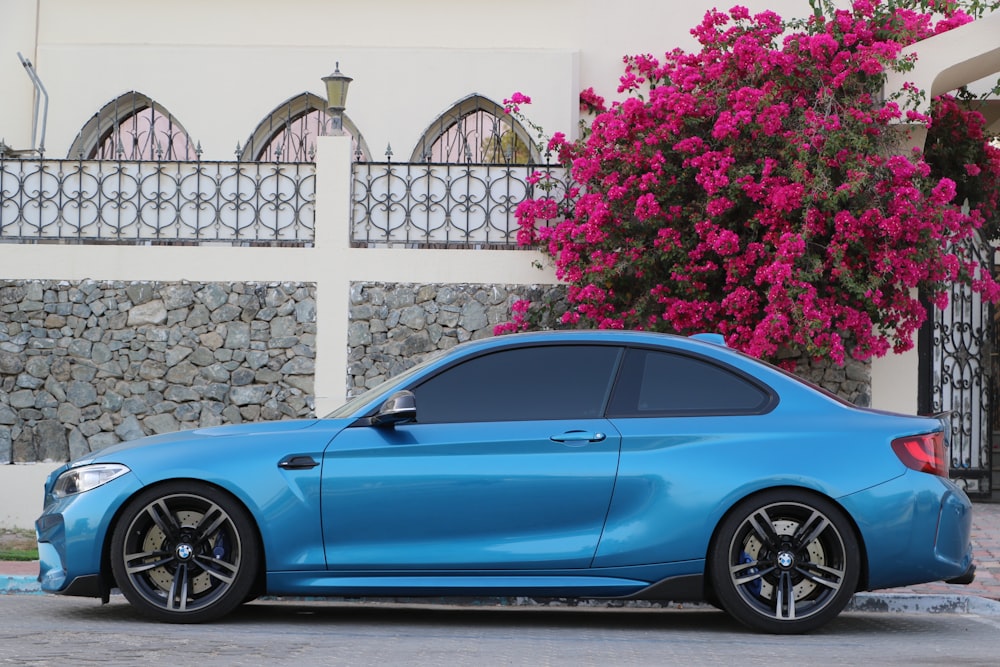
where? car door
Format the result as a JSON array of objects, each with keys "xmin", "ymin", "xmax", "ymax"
[
  {"xmin": 592, "ymin": 346, "xmax": 777, "ymax": 567},
  {"xmin": 321, "ymin": 343, "xmax": 624, "ymax": 570}
]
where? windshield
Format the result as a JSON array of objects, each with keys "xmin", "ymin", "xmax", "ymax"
[{"xmin": 323, "ymin": 348, "xmax": 449, "ymax": 419}]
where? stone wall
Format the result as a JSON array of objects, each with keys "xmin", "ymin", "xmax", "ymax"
[
  {"xmin": 1, "ymin": 278, "xmax": 872, "ymax": 464},
  {"xmin": 0, "ymin": 280, "xmax": 316, "ymax": 463},
  {"xmin": 347, "ymin": 282, "xmax": 565, "ymax": 395},
  {"xmin": 787, "ymin": 353, "xmax": 871, "ymax": 407},
  {"xmin": 346, "ymin": 282, "xmax": 872, "ymax": 405}
]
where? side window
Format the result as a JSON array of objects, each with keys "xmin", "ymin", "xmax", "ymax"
[
  {"xmin": 412, "ymin": 345, "xmax": 622, "ymax": 423},
  {"xmin": 607, "ymin": 348, "xmax": 772, "ymax": 417}
]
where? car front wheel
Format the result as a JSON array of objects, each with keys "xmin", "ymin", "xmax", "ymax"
[
  {"xmin": 709, "ymin": 490, "xmax": 860, "ymax": 634},
  {"xmin": 110, "ymin": 482, "xmax": 259, "ymax": 623}
]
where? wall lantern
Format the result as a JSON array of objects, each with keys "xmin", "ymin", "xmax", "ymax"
[{"xmin": 322, "ymin": 62, "xmax": 352, "ymax": 134}]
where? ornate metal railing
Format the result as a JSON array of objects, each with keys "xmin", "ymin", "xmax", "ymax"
[
  {"xmin": 351, "ymin": 161, "xmax": 570, "ymax": 247},
  {"xmin": 0, "ymin": 158, "xmax": 315, "ymax": 244},
  {"xmin": 925, "ymin": 232, "xmax": 995, "ymax": 498}
]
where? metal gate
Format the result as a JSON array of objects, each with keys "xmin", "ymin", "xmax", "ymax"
[{"xmin": 920, "ymin": 233, "xmax": 995, "ymax": 499}]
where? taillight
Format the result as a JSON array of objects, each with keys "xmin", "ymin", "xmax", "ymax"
[{"xmin": 892, "ymin": 432, "xmax": 948, "ymax": 477}]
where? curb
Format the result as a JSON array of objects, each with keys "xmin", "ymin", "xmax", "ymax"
[
  {"xmin": 848, "ymin": 591, "xmax": 1000, "ymax": 616},
  {"xmin": 1, "ymin": 575, "xmax": 41, "ymax": 595}
]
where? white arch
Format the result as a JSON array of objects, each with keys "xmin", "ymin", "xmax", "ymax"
[
  {"xmin": 67, "ymin": 91, "xmax": 197, "ymax": 160},
  {"xmin": 240, "ymin": 92, "xmax": 371, "ymax": 162}
]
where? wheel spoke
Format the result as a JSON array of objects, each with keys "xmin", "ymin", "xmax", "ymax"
[
  {"xmin": 167, "ymin": 563, "xmax": 189, "ymax": 612},
  {"xmin": 194, "ymin": 554, "xmax": 239, "ymax": 584},
  {"xmin": 192, "ymin": 503, "xmax": 228, "ymax": 546},
  {"xmin": 747, "ymin": 508, "xmax": 780, "ymax": 548},
  {"xmin": 792, "ymin": 510, "xmax": 830, "ymax": 550},
  {"xmin": 795, "ymin": 562, "xmax": 845, "ymax": 591},
  {"xmin": 730, "ymin": 559, "xmax": 776, "ymax": 585},
  {"xmin": 123, "ymin": 549, "xmax": 172, "ymax": 574},
  {"xmin": 775, "ymin": 571, "xmax": 796, "ymax": 620},
  {"xmin": 146, "ymin": 499, "xmax": 181, "ymax": 540}
]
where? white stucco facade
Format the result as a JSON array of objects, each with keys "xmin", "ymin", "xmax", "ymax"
[{"xmin": 1, "ymin": 1, "xmax": 999, "ymax": 524}]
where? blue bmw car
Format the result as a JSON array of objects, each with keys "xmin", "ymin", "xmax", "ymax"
[{"xmin": 36, "ymin": 330, "xmax": 974, "ymax": 633}]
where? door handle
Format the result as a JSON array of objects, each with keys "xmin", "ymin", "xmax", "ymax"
[
  {"xmin": 550, "ymin": 431, "xmax": 606, "ymax": 444},
  {"xmin": 278, "ymin": 455, "xmax": 320, "ymax": 470}
]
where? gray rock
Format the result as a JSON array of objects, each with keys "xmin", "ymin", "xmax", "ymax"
[
  {"xmin": 67, "ymin": 427, "xmax": 90, "ymax": 459},
  {"xmin": 224, "ymin": 322, "xmax": 251, "ymax": 350},
  {"xmin": 9, "ymin": 389, "xmax": 35, "ymax": 409},
  {"xmin": 162, "ymin": 284, "xmax": 195, "ymax": 310},
  {"xmin": 88, "ymin": 432, "xmax": 121, "ymax": 451},
  {"xmin": 229, "ymin": 385, "xmax": 269, "ymax": 406},
  {"xmin": 125, "ymin": 283, "xmax": 155, "ymax": 306},
  {"xmin": 200, "ymin": 364, "xmax": 230, "ymax": 383},
  {"xmin": 138, "ymin": 359, "xmax": 168, "ymax": 380},
  {"xmin": 36, "ymin": 420, "xmax": 69, "ymax": 461},
  {"xmin": 0, "ymin": 427, "xmax": 10, "ymax": 463},
  {"xmin": 459, "ymin": 300, "xmax": 489, "ymax": 331},
  {"xmin": 163, "ymin": 385, "xmax": 200, "ymax": 402},
  {"xmin": 16, "ymin": 373, "xmax": 44, "ymax": 390},
  {"xmin": 199, "ymin": 284, "xmax": 229, "ymax": 310},
  {"xmin": 187, "ymin": 303, "xmax": 211, "ymax": 327},
  {"xmin": 0, "ymin": 404, "xmax": 17, "ymax": 425},
  {"xmin": 174, "ymin": 402, "xmax": 202, "ymax": 422},
  {"xmin": 67, "ymin": 339, "xmax": 92, "ymax": 359},
  {"xmin": 348, "ymin": 321, "xmax": 372, "ymax": 347},
  {"xmin": 270, "ymin": 316, "xmax": 297, "ymax": 338},
  {"xmin": 144, "ymin": 413, "xmax": 180, "ymax": 435},
  {"xmin": 231, "ymin": 368, "xmax": 255, "ymax": 386},
  {"xmin": 280, "ymin": 357, "xmax": 314, "ymax": 375},
  {"xmin": 165, "ymin": 361, "xmax": 199, "ymax": 384},
  {"xmin": 284, "ymin": 375, "xmax": 314, "ymax": 394},
  {"xmin": 127, "ymin": 300, "xmax": 167, "ymax": 326},
  {"xmin": 0, "ymin": 351, "xmax": 24, "ymax": 375},
  {"xmin": 66, "ymin": 380, "xmax": 98, "ymax": 408},
  {"xmin": 115, "ymin": 415, "xmax": 146, "ymax": 441}
]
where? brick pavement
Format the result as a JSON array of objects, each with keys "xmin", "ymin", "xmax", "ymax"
[{"xmin": 4, "ymin": 501, "xmax": 1000, "ymax": 599}]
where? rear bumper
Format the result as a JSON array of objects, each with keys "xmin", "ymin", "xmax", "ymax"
[
  {"xmin": 840, "ymin": 471, "xmax": 973, "ymax": 591},
  {"xmin": 945, "ymin": 562, "xmax": 976, "ymax": 585}
]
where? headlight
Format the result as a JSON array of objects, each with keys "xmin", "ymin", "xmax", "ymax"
[{"xmin": 52, "ymin": 463, "xmax": 130, "ymax": 498}]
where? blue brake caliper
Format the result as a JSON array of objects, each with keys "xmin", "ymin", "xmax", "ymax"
[
  {"xmin": 212, "ymin": 533, "xmax": 227, "ymax": 560},
  {"xmin": 740, "ymin": 552, "xmax": 762, "ymax": 596}
]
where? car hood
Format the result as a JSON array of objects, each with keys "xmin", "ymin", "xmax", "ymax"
[{"xmin": 69, "ymin": 419, "xmax": 326, "ymax": 466}]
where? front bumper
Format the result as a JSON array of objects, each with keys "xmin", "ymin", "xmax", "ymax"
[{"xmin": 35, "ymin": 471, "xmax": 142, "ymax": 597}]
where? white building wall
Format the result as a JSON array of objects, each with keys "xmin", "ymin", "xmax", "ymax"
[
  {"xmin": 4, "ymin": 0, "xmax": 812, "ymax": 160},
  {"xmin": 5, "ymin": 0, "xmax": 992, "ymax": 526}
]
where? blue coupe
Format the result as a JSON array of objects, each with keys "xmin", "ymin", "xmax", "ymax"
[{"xmin": 36, "ymin": 330, "xmax": 974, "ymax": 633}]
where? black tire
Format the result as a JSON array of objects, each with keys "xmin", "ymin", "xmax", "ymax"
[
  {"xmin": 110, "ymin": 481, "xmax": 260, "ymax": 623},
  {"xmin": 709, "ymin": 490, "xmax": 860, "ymax": 634}
]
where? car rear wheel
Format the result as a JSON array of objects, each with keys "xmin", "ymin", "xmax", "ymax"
[
  {"xmin": 110, "ymin": 482, "xmax": 259, "ymax": 623},
  {"xmin": 709, "ymin": 490, "xmax": 859, "ymax": 634}
]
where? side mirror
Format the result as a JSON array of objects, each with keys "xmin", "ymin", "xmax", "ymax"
[{"xmin": 371, "ymin": 390, "xmax": 417, "ymax": 427}]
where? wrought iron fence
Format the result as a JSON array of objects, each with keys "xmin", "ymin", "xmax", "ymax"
[
  {"xmin": 923, "ymin": 232, "xmax": 995, "ymax": 498},
  {"xmin": 0, "ymin": 158, "xmax": 315, "ymax": 244},
  {"xmin": 350, "ymin": 161, "xmax": 570, "ymax": 247}
]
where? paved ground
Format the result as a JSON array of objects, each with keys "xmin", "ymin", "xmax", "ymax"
[{"xmin": 5, "ymin": 501, "xmax": 1000, "ymax": 605}]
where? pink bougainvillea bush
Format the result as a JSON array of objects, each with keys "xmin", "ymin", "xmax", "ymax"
[{"xmin": 502, "ymin": 0, "xmax": 1000, "ymax": 366}]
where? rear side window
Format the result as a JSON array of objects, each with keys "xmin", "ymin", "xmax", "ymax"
[
  {"xmin": 412, "ymin": 345, "xmax": 623, "ymax": 423},
  {"xmin": 607, "ymin": 348, "xmax": 772, "ymax": 417}
]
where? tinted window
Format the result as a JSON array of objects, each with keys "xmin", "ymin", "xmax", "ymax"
[
  {"xmin": 607, "ymin": 348, "xmax": 771, "ymax": 417},
  {"xmin": 412, "ymin": 345, "xmax": 622, "ymax": 423}
]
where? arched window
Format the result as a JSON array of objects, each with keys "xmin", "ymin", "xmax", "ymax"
[
  {"xmin": 67, "ymin": 92, "xmax": 197, "ymax": 160},
  {"xmin": 239, "ymin": 92, "xmax": 370, "ymax": 162},
  {"xmin": 410, "ymin": 94, "xmax": 539, "ymax": 164}
]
